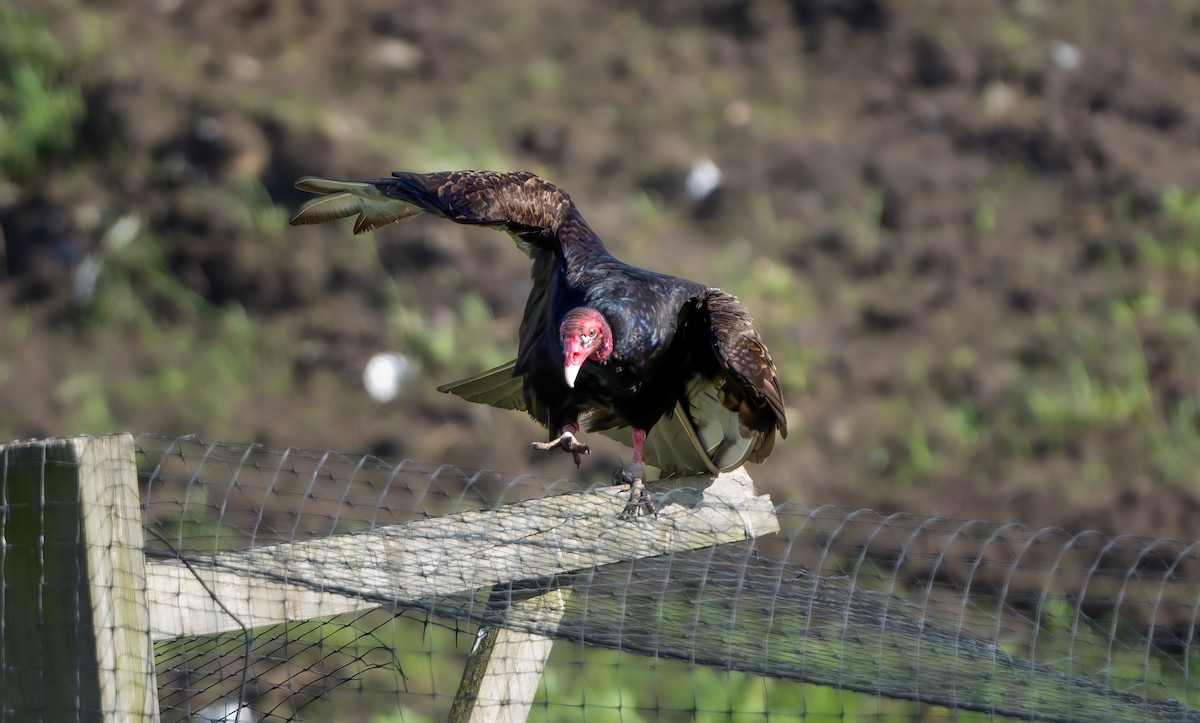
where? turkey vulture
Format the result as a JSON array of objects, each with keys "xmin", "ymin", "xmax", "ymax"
[{"xmin": 290, "ymin": 170, "xmax": 787, "ymax": 515}]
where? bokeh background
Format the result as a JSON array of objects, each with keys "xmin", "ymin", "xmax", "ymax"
[{"xmin": 4, "ymin": 0, "xmax": 1200, "ymax": 542}]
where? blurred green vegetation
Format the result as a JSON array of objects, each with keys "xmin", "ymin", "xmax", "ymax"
[
  {"xmin": 155, "ymin": 613, "xmax": 941, "ymax": 721},
  {"xmin": 0, "ymin": 6, "xmax": 84, "ymax": 183}
]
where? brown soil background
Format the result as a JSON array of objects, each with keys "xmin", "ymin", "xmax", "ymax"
[{"xmin": 5, "ymin": 0, "xmax": 1200, "ymax": 544}]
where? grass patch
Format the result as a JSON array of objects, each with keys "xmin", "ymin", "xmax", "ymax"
[{"xmin": 0, "ymin": 6, "xmax": 86, "ymax": 182}]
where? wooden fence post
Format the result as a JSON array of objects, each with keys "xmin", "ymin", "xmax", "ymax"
[
  {"xmin": 448, "ymin": 584, "xmax": 572, "ymax": 723},
  {"xmin": 0, "ymin": 435, "xmax": 158, "ymax": 722}
]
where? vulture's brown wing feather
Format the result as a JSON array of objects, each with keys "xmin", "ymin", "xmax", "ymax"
[
  {"xmin": 700, "ymin": 289, "xmax": 788, "ymax": 436},
  {"xmin": 684, "ymin": 289, "xmax": 787, "ymax": 465},
  {"xmin": 387, "ymin": 170, "xmax": 568, "ymax": 233}
]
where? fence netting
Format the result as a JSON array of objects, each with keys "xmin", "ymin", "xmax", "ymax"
[{"xmin": 128, "ymin": 435, "xmax": 1200, "ymax": 720}]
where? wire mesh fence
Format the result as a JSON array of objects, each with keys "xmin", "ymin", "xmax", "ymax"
[{"xmin": 3, "ymin": 434, "xmax": 1199, "ymax": 721}]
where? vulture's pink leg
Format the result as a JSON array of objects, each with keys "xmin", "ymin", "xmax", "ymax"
[{"xmin": 619, "ymin": 428, "xmax": 656, "ymax": 517}]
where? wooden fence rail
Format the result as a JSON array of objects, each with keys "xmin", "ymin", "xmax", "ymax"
[{"xmin": 0, "ymin": 435, "xmax": 779, "ymax": 722}]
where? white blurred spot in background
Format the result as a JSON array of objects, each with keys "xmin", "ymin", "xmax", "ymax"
[
  {"xmin": 363, "ymin": 352, "xmax": 417, "ymax": 403},
  {"xmin": 684, "ymin": 158, "xmax": 723, "ymax": 203},
  {"xmin": 1049, "ymin": 41, "xmax": 1082, "ymax": 72},
  {"xmin": 72, "ymin": 213, "xmax": 142, "ymax": 307},
  {"xmin": 195, "ymin": 698, "xmax": 257, "ymax": 723}
]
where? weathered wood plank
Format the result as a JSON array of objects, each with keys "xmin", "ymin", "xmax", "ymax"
[
  {"xmin": 148, "ymin": 468, "xmax": 777, "ymax": 640},
  {"xmin": 146, "ymin": 561, "xmax": 367, "ymax": 640},
  {"xmin": 0, "ymin": 435, "xmax": 158, "ymax": 723}
]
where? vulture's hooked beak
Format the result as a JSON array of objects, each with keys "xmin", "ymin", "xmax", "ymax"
[{"xmin": 564, "ymin": 360, "xmax": 583, "ymax": 388}]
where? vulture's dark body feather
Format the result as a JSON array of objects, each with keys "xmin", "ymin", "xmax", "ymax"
[{"xmin": 292, "ymin": 170, "xmax": 787, "ymax": 479}]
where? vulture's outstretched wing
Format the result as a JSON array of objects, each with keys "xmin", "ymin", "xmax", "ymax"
[{"xmin": 290, "ymin": 170, "xmax": 593, "ymax": 258}]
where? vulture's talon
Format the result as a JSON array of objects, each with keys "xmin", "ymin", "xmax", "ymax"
[
  {"xmin": 530, "ymin": 431, "xmax": 590, "ymax": 466},
  {"xmin": 615, "ymin": 463, "xmax": 655, "ymax": 518},
  {"xmin": 619, "ymin": 476, "xmax": 657, "ymax": 519}
]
